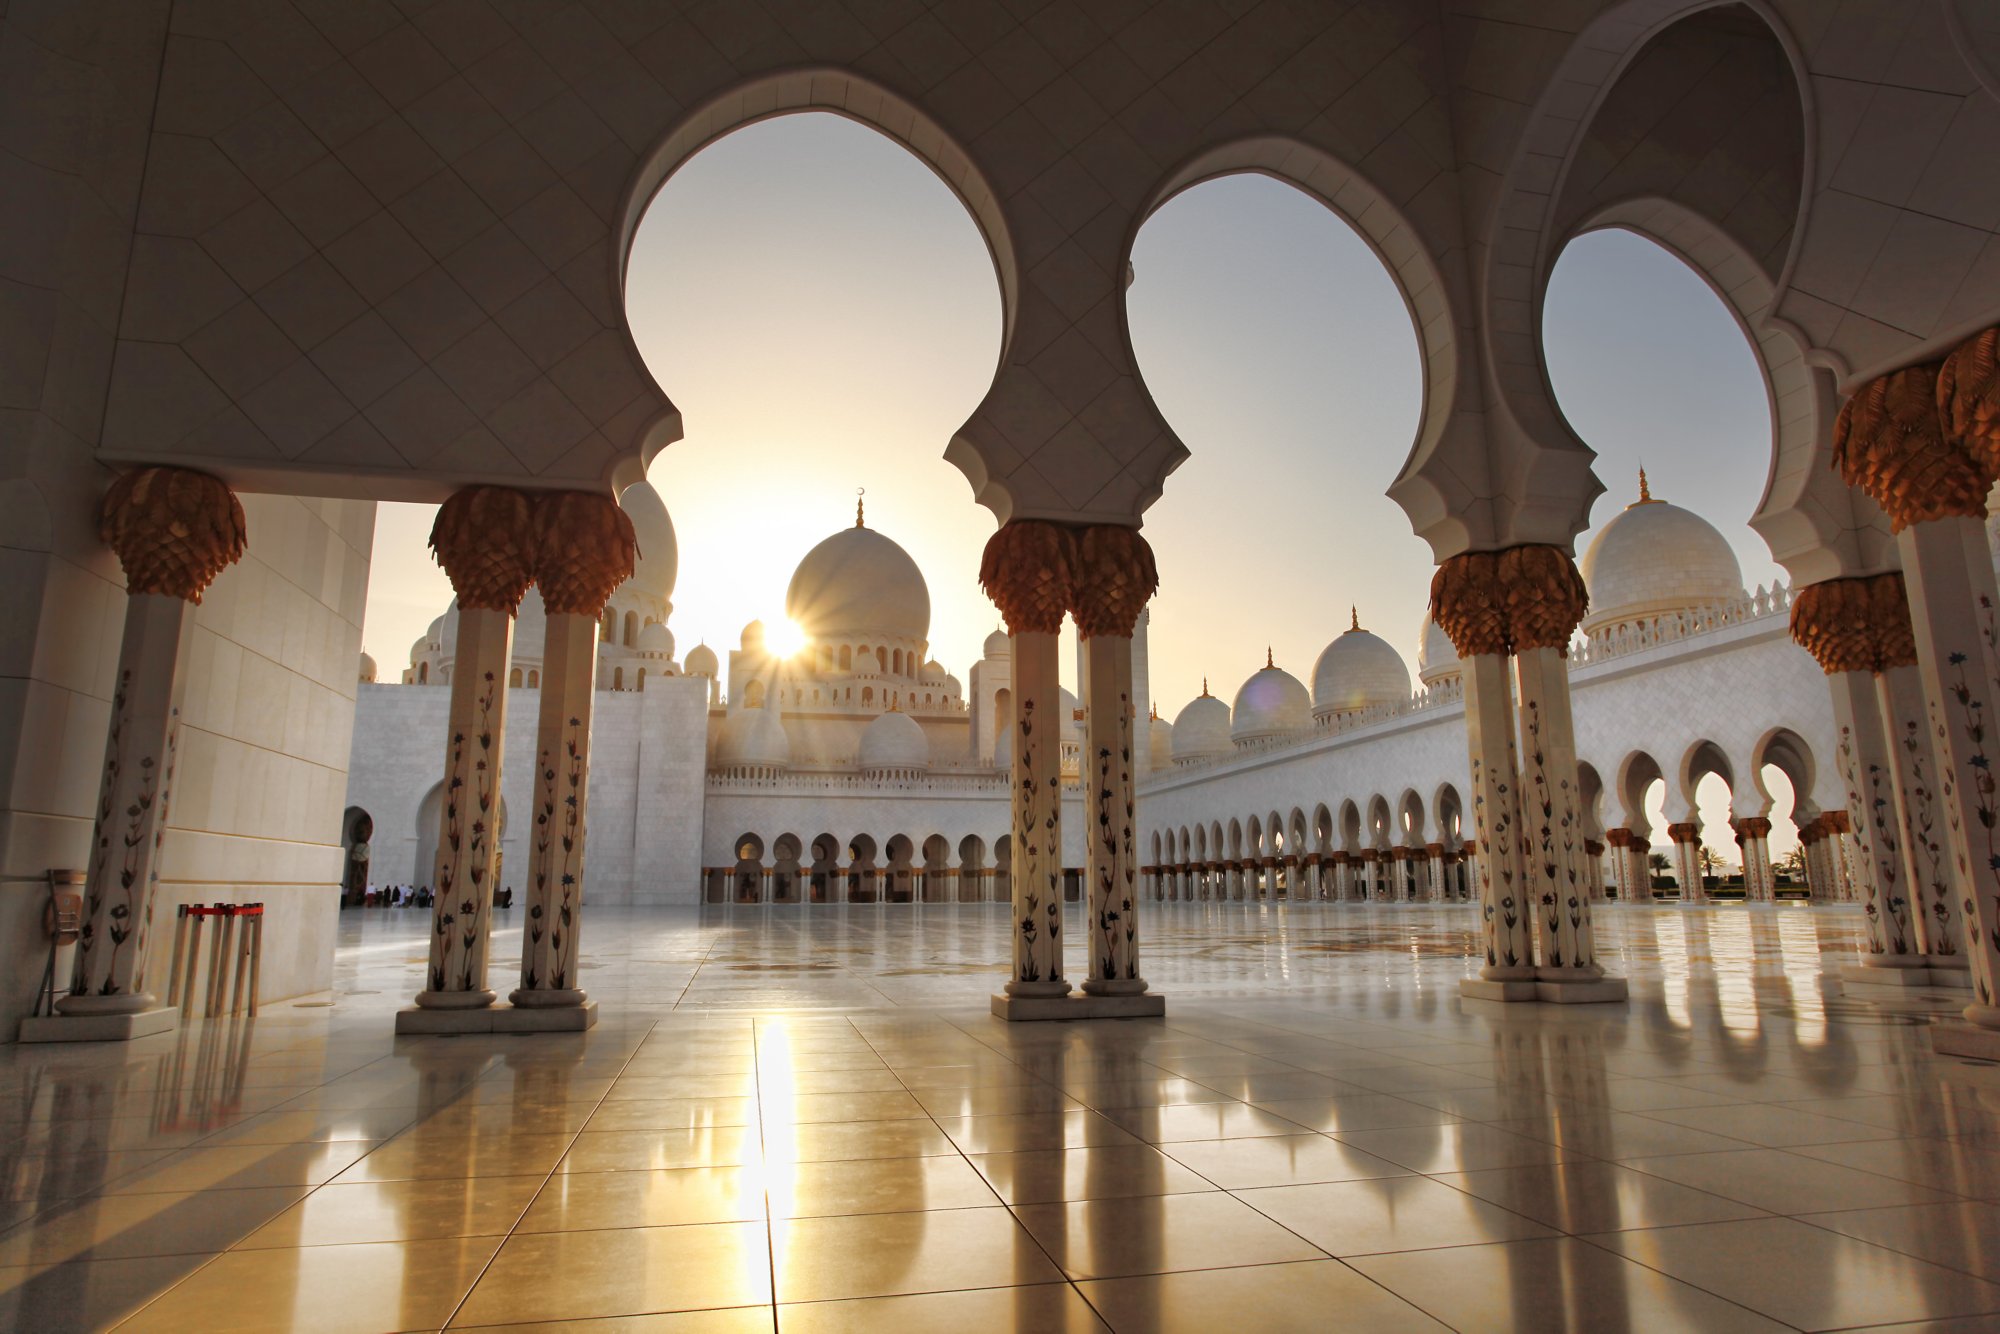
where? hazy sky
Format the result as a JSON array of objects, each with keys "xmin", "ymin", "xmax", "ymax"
[{"xmin": 361, "ymin": 112, "xmax": 1790, "ymax": 857}]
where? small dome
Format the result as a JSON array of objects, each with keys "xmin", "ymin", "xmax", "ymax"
[
  {"xmin": 1579, "ymin": 473, "xmax": 1745, "ymax": 637},
  {"xmin": 1311, "ymin": 614, "xmax": 1412, "ymax": 716},
  {"xmin": 638, "ymin": 622, "xmax": 674, "ymax": 657},
  {"xmin": 1417, "ymin": 615, "xmax": 1461, "ymax": 686},
  {"xmin": 1171, "ymin": 687, "xmax": 1232, "ymax": 762},
  {"xmin": 1232, "ymin": 653, "xmax": 1312, "ymax": 742},
  {"xmin": 786, "ymin": 519, "xmax": 931, "ymax": 642},
  {"xmin": 859, "ymin": 709, "xmax": 929, "ymax": 771},
  {"xmin": 621, "ymin": 480, "xmax": 677, "ymax": 602},
  {"xmin": 717, "ymin": 706, "xmax": 789, "ymax": 768},
  {"xmin": 359, "ymin": 652, "xmax": 378, "ymax": 684},
  {"xmin": 684, "ymin": 642, "xmax": 718, "ymax": 677},
  {"xmin": 1148, "ymin": 711, "xmax": 1175, "ymax": 769},
  {"xmin": 982, "ymin": 628, "xmax": 1010, "ymax": 659},
  {"xmin": 407, "ymin": 634, "xmax": 428, "ymax": 668},
  {"xmin": 922, "ymin": 658, "xmax": 948, "ymax": 679}
]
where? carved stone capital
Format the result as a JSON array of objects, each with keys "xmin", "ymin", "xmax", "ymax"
[
  {"xmin": 979, "ymin": 520, "xmax": 1075, "ymax": 635},
  {"xmin": 1605, "ymin": 828, "xmax": 1633, "ymax": 849},
  {"xmin": 1666, "ymin": 822, "xmax": 1699, "ymax": 843},
  {"xmin": 1834, "ymin": 360, "xmax": 1989, "ymax": 531},
  {"xmin": 430, "ymin": 486, "xmax": 536, "ymax": 613},
  {"xmin": 1940, "ymin": 324, "xmax": 2000, "ymax": 482},
  {"xmin": 532, "ymin": 491, "xmax": 636, "ymax": 616},
  {"xmin": 1429, "ymin": 544, "xmax": 1587, "ymax": 657},
  {"xmin": 1071, "ymin": 524, "xmax": 1157, "ymax": 639},
  {"xmin": 1788, "ymin": 572, "xmax": 1918, "ymax": 674},
  {"xmin": 1738, "ymin": 817, "xmax": 1772, "ymax": 838},
  {"xmin": 99, "ymin": 467, "xmax": 247, "ymax": 603}
]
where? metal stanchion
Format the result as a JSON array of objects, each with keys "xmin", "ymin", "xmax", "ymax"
[{"xmin": 172, "ymin": 902, "xmax": 266, "ymax": 1019}]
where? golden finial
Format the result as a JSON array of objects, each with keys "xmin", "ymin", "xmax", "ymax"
[
  {"xmin": 1350, "ymin": 606, "xmax": 1360, "ymax": 632},
  {"xmin": 1150, "ymin": 702, "xmax": 1159, "ymax": 720},
  {"xmin": 1200, "ymin": 676, "xmax": 1210, "ymax": 697},
  {"xmin": 1265, "ymin": 645, "xmax": 1274, "ymax": 670},
  {"xmin": 855, "ymin": 487, "xmax": 865, "ymax": 527},
  {"xmin": 1631, "ymin": 467, "xmax": 1658, "ymax": 508}
]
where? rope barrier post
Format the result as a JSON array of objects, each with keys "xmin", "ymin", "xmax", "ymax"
[
  {"xmin": 206, "ymin": 903, "xmax": 231, "ymax": 1018},
  {"xmin": 229, "ymin": 906, "xmax": 251, "ymax": 1016},
  {"xmin": 246, "ymin": 904, "xmax": 263, "ymax": 1016},
  {"xmin": 166, "ymin": 903, "xmax": 190, "ymax": 1010}
]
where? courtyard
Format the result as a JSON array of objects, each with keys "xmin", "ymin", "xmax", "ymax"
[{"xmin": 5, "ymin": 904, "xmax": 2000, "ymax": 1331}]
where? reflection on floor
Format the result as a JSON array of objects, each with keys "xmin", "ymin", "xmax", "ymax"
[{"xmin": 3, "ymin": 903, "xmax": 1998, "ymax": 1332}]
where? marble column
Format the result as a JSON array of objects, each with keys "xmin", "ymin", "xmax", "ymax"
[
  {"xmin": 1073, "ymin": 524, "xmax": 1157, "ymax": 1005},
  {"xmin": 981, "ymin": 521, "xmax": 1075, "ymax": 1015},
  {"xmin": 409, "ymin": 488, "xmax": 535, "ymax": 1019},
  {"xmin": 1583, "ymin": 839, "xmax": 1607, "ymax": 901},
  {"xmin": 1604, "ymin": 829, "xmax": 1632, "ymax": 900},
  {"xmin": 1426, "ymin": 844, "xmax": 1445, "ymax": 902},
  {"xmin": 1514, "ymin": 642, "xmax": 1602, "ymax": 981},
  {"xmin": 1462, "ymin": 839, "xmax": 1479, "ymax": 902},
  {"xmin": 511, "ymin": 492, "xmax": 635, "ymax": 1022},
  {"xmin": 48, "ymin": 469, "xmax": 246, "ymax": 1039},
  {"xmin": 1882, "ymin": 663, "xmax": 1964, "ymax": 962},
  {"xmin": 1736, "ymin": 820, "xmax": 1775, "ymax": 903},
  {"xmin": 1667, "ymin": 824, "xmax": 1703, "ymax": 903},
  {"xmin": 1460, "ymin": 651, "xmax": 1534, "ymax": 985},
  {"xmin": 1835, "ymin": 341, "xmax": 2000, "ymax": 1047}
]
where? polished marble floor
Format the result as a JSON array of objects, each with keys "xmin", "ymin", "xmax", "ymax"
[{"xmin": 5, "ymin": 902, "xmax": 1999, "ymax": 1331}]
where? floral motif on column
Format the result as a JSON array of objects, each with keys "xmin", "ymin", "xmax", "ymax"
[
  {"xmin": 419, "ymin": 487, "xmax": 534, "ymax": 1008},
  {"xmin": 64, "ymin": 469, "xmax": 245, "ymax": 1015},
  {"xmin": 1072, "ymin": 524, "xmax": 1157, "ymax": 996},
  {"xmin": 515, "ymin": 491, "xmax": 635, "ymax": 1007},
  {"xmin": 981, "ymin": 521, "xmax": 1076, "ymax": 995}
]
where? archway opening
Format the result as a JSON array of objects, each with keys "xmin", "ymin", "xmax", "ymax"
[{"xmin": 1126, "ymin": 170, "xmax": 1426, "ymax": 716}]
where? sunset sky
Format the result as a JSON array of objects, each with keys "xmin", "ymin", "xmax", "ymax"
[{"xmin": 362, "ymin": 112, "xmax": 1786, "ymax": 857}]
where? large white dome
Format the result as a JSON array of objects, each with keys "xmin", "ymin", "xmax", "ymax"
[
  {"xmin": 717, "ymin": 706, "xmax": 789, "ymax": 768},
  {"xmin": 1311, "ymin": 616, "xmax": 1412, "ymax": 715},
  {"xmin": 786, "ymin": 520, "xmax": 930, "ymax": 643},
  {"xmin": 1580, "ymin": 475, "xmax": 1744, "ymax": 637},
  {"xmin": 684, "ymin": 642, "xmax": 718, "ymax": 678},
  {"xmin": 1171, "ymin": 688, "xmax": 1232, "ymax": 762},
  {"xmin": 1232, "ymin": 656, "xmax": 1311, "ymax": 742},
  {"xmin": 1416, "ymin": 615, "xmax": 1461, "ymax": 686},
  {"xmin": 621, "ymin": 480, "xmax": 676, "ymax": 602},
  {"xmin": 859, "ymin": 709, "xmax": 930, "ymax": 771},
  {"xmin": 982, "ymin": 628, "xmax": 1010, "ymax": 659},
  {"xmin": 637, "ymin": 622, "xmax": 674, "ymax": 657}
]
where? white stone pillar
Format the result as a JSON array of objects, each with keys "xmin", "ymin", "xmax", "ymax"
[
  {"xmin": 409, "ymin": 488, "xmax": 535, "ymax": 1017},
  {"xmin": 56, "ymin": 469, "xmax": 245, "ymax": 1036},
  {"xmin": 1461, "ymin": 652, "xmax": 1535, "ymax": 985},
  {"xmin": 1081, "ymin": 631, "xmax": 1147, "ymax": 996},
  {"xmin": 1880, "ymin": 663, "xmax": 1964, "ymax": 961},
  {"xmin": 514, "ymin": 610, "xmax": 599, "ymax": 1007},
  {"xmin": 1668, "ymin": 824, "xmax": 1703, "ymax": 904},
  {"xmin": 1514, "ymin": 644, "xmax": 1601, "ymax": 978},
  {"xmin": 1426, "ymin": 845, "xmax": 1445, "ymax": 902}
]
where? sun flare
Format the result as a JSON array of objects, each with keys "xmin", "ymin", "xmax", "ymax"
[{"xmin": 764, "ymin": 617, "xmax": 807, "ymax": 659}]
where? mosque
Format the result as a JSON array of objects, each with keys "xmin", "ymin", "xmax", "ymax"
[
  {"xmin": 14, "ymin": 3, "xmax": 2000, "ymax": 1327},
  {"xmin": 346, "ymin": 470, "xmax": 1877, "ymax": 921}
]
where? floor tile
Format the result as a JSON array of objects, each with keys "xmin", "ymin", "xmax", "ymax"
[
  {"xmin": 518, "ymin": 1166, "xmax": 765, "ymax": 1231},
  {"xmin": 453, "ymin": 1222, "xmax": 772, "ymax": 1325},
  {"xmin": 777, "ymin": 1282, "xmax": 1102, "ymax": 1331},
  {"xmin": 0, "ymin": 1186, "xmax": 305, "ymax": 1264},
  {"xmin": 1350, "ymin": 1235, "xmax": 1790, "ymax": 1332},
  {"xmin": 968, "ymin": 1145, "xmax": 1217, "ymax": 1204},
  {"xmin": 1099, "ymin": 1103, "xmax": 1310, "ymax": 1144},
  {"xmin": 559, "ymin": 1127, "xmax": 761, "ymax": 1172},
  {"xmin": 1788, "ymin": 1137, "xmax": 2000, "ymax": 1198},
  {"xmin": 771, "ymin": 1205, "xmax": 1062, "ymax": 1301},
  {"xmin": 766, "ymin": 1154, "xmax": 1000, "ymax": 1217},
  {"xmin": 760, "ymin": 1090, "xmax": 928, "ymax": 1125},
  {"xmin": 1331, "ymin": 1121, "xmax": 1577, "ymax": 1173},
  {"xmin": 935, "ymin": 1109, "xmax": 1139, "ymax": 1154},
  {"xmin": 1162, "ymin": 1133, "xmax": 1411, "ymax": 1189},
  {"xmin": 1638, "ymin": 1101, "xmax": 1905, "ymax": 1147},
  {"xmin": 583, "ymin": 1096, "xmax": 757, "ymax": 1131},
  {"xmin": 1800, "ymin": 1202, "xmax": 2000, "ymax": 1280},
  {"xmin": 1492, "ymin": 1110, "xmax": 1758, "ymax": 1159},
  {"xmin": 1622, "ymin": 1148, "xmax": 1960, "ymax": 1214},
  {"xmin": 121, "ymin": 1235, "xmax": 504, "ymax": 1333},
  {"xmin": 1249, "ymin": 1093, "xmax": 1461, "ymax": 1133},
  {"xmin": 1011, "ymin": 1190, "xmax": 1325, "ymax": 1279},
  {"xmin": 238, "ymin": 1174, "xmax": 544, "ymax": 1247},
  {"xmin": 0, "ymin": 1252, "xmax": 210, "ymax": 1334},
  {"xmin": 107, "ymin": 1142, "xmax": 379, "ymax": 1194},
  {"xmin": 1237, "ymin": 1174, "xmax": 1557, "ymax": 1255},
  {"xmin": 1433, "ymin": 1160, "xmax": 1768, "ymax": 1233},
  {"xmin": 763, "ymin": 1119, "xmax": 959, "ymax": 1162},
  {"xmin": 912, "ymin": 1085, "xmax": 1079, "ymax": 1118},
  {"xmin": 1078, "ymin": 1258, "xmax": 1447, "ymax": 1332},
  {"xmin": 1591, "ymin": 1216, "xmax": 2000, "ymax": 1328}
]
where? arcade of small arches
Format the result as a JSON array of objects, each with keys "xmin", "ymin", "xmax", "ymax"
[{"xmin": 704, "ymin": 832, "xmax": 1015, "ymax": 906}]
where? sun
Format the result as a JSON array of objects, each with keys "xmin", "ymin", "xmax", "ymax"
[{"xmin": 764, "ymin": 617, "xmax": 807, "ymax": 659}]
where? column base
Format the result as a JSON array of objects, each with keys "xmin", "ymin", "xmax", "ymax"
[
  {"xmin": 413, "ymin": 989, "xmax": 498, "ymax": 1010},
  {"xmin": 1080, "ymin": 977, "xmax": 1150, "ymax": 997},
  {"xmin": 20, "ymin": 1004, "xmax": 179, "ymax": 1043},
  {"xmin": 1461, "ymin": 976, "xmax": 1629, "ymax": 1004},
  {"xmin": 991, "ymin": 992, "xmax": 1164, "ymax": 1022},
  {"xmin": 396, "ymin": 1000, "xmax": 598, "ymax": 1034},
  {"xmin": 508, "ymin": 987, "xmax": 588, "ymax": 1008},
  {"xmin": 1930, "ymin": 1021, "xmax": 2000, "ymax": 1062},
  {"xmin": 1002, "ymin": 979, "xmax": 1072, "ymax": 1000}
]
